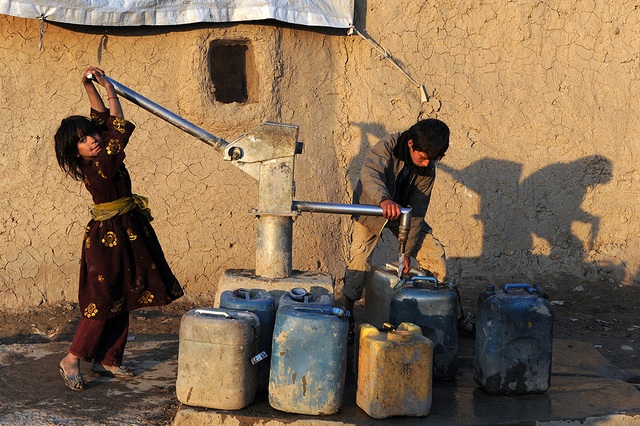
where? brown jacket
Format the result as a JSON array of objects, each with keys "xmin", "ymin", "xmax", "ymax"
[{"xmin": 352, "ymin": 132, "xmax": 436, "ymax": 256}]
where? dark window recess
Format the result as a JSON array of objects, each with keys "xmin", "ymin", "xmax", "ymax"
[{"xmin": 209, "ymin": 43, "xmax": 249, "ymax": 104}]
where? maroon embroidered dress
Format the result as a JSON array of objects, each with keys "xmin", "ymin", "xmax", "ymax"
[{"xmin": 78, "ymin": 108, "xmax": 183, "ymax": 320}]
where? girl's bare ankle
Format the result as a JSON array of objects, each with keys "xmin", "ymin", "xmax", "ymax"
[{"xmin": 60, "ymin": 354, "xmax": 80, "ymax": 373}]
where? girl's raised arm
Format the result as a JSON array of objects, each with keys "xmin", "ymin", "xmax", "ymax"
[{"xmin": 81, "ymin": 66, "xmax": 124, "ymax": 119}]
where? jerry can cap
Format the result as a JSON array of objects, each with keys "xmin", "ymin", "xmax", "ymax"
[
  {"xmin": 235, "ymin": 288, "xmax": 252, "ymax": 300},
  {"xmin": 289, "ymin": 287, "xmax": 311, "ymax": 302},
  {"xmin": 388, "ymin": 329, "xmax": 413, "ymax": 342}
]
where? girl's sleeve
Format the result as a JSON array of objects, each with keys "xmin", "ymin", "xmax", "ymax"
[
  {"xmin": 86, "ymin": 109, "xmax": 136, "ymax": 181},
  {"xmin": 90, "ymin": 108, "xmax": 109, "ymax": 127}
]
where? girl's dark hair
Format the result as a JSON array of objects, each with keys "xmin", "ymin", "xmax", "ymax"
[
  {"xmin": 406, "ymin": 118, "xmax": 450, "ymax": 162},
  {"xmin": 54, "ymin": 115, "xmax": 101, "ymax": 181}
]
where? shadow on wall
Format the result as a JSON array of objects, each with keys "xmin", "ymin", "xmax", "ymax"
[
  {"xmin": 439, "ymin": 155, "xmax": 631, "ymax": 285},
  {"xmin": 344, "ymin": 122, "xmax": 624, "ymax": 285},
  {"xmin": 347, "ymin": 121, "xmax": 390, "ymax": 190}
]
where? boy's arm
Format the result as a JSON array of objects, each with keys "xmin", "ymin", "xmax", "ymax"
[{"xmin": 360, "ymin": 137, "xmax": 394, "ymax": 205}]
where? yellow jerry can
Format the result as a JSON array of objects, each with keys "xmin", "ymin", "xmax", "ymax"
[{"xmin": 356, "ymin": 322, "xmax": 433, "ymax": 419}]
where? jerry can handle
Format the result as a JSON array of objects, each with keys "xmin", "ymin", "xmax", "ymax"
[
  {"xmin": 411, "ymin": 276, "xmax": 438, "ymax": 284},
  {"xmin": 293, "ymin": 306, "xmax": 351, "ymax": 318},
  {"xmin": 504, "ymin": 283, "xmax": 537, "ymax": 294},
  {"xmin": 386, "ymin": 263, "xmax": 427, "ymax": 279},
  {"xmin": 330, "ymin": 307, "xmax": 350, "ymax": 318},
  {"xmin": 381, "ymin": 323, "xmax": 395, "ymax": 332},
  {"xmin": 407, "ymin": 276, "xmax": 439, "ymax": 288},
  {"xmin": 235, "ymin": 288, "xmax": 252, "ymax": 300},
  {"xmin": 289, "ymin": 287, "xmax": 311, "ymax": 303},
  {"xmin": 194, "ymin": 308, "xmax": 232, "ymax": 318},
  {"xmin": 384, "ymin": 263, "xmax": 401, "ymax": 274}
]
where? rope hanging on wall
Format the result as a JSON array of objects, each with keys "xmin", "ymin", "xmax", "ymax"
[
  {"xmin": 38, "ymin": 14, "xmax": 46, "ymax": 50},
  {"xmin": 349, "ymin": 26, "xmax": 429, "ymax": 103}
]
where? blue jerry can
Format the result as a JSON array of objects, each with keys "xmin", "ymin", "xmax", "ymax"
[
  {"xmin": 363, "ymin": 263, "xmax": 427, "ymax": 328},
  {"xmin": 269, "ymin": 305, "xmax": 349, "ymax": 415},
  {"xmin": 219, "ymin": 288, "xmax": 276, "ymax": 392},
  {"xmin": 390, "ymin": 276, "xmax": 458, "ymax": 381},
  {"xmin": 474, "ymin": 283, "xmax": 554, "ymax": 395}
]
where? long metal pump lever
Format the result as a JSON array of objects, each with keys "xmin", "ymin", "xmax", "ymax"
[{"xmin": 87, "ymin": 73, "xmax": 229, "ymax": 153}]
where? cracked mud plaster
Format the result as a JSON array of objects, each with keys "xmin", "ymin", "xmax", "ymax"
[{"xmin": 2, "ymin": 1, "xmax": 640, "ymax": 309}]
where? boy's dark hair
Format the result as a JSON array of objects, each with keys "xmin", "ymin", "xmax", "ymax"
[
  {"xmin": 54, "ymin": 115, "xmax": 101, "ymax": 181},
  {"xmin": 406, "ymin": 118, "xmax": 450, "ymax": 161}
]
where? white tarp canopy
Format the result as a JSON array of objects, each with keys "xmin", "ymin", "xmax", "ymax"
[{"xmin": 0, "ymin": 0, "xmax": 354, "ymax": 28}]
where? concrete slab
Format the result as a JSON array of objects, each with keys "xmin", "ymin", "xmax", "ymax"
[{"xmin": 173, "ymin": 338, "xmax": 640, "ymax": 426}]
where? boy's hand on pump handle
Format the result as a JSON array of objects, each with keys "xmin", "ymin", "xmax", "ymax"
[{"xmin": 380, "ymin": 199, "xmax": 402, "ymax": 220}]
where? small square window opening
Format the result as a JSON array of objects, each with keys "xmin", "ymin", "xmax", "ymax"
[{"xmin": 209, "ymin": 41, "xmax": 256, "ymax": 104}]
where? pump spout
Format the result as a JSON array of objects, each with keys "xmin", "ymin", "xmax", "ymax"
[
  {"xmin": 397, "ymin": 208, "xmax": 412, "ymax": 254},
  {"xmin": 396, "ymin": 208, "xmax": 412, "ymax": 278}
]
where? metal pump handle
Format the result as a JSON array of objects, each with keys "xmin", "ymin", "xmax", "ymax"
[{"xmin": 86, "ymin": 72, "xmax": 229, "ymax": 152}]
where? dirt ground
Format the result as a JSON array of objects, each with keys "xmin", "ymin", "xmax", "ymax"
[{"xmin": 0, "ymin": 277, "xmax": 638, "ymax": 425}]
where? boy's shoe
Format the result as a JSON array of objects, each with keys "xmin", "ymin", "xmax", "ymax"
[{"xmin": 458, "ymin": 312, "xmax": 476, "ymax": 338}]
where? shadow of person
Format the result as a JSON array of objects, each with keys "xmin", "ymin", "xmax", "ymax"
[
  {"xmin": 439, "ymin": 159, "xmax": 532, "ymax": 272},
  {"xmin": 439, "ymin": 155, "xmax": 613, "ymax": 280},
  {"xmin": 521, "ymin": 155, "xmax": 613, "ymax": 265},
  {"xmin": 346, "ymin": 122, "xmax": 389, "ymax": 191}
]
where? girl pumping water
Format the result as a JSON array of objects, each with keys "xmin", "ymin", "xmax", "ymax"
[{"xmin": 54, "ymin": 66, "xmax": 183, "ymax": 391}]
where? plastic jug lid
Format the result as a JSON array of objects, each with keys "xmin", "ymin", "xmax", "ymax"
[
  {"xmin": 387, "ymin": 330, "xmax": 413, "ymax": 342},
  {"xmin": 289, "ymin": 287, "xmax": 311, "ymax": 302}
]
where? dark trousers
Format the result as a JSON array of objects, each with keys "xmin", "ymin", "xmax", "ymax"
[{"xmin": 69, "ymin": 312, "xmax": 129, "ymax": 367}]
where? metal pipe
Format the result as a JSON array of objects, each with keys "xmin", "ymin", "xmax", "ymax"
[
  {"xmin": 292, "ymin": 200, "xmax": 411, "ymax": 219},
  {"xmin": 87, "ymin": 73, "xmax": 229, "ymax": 153},
  {"xmin": 256, "ymin": 215, "xmax": 293, "ymax": 278},
  {"xmin": 292, "ymin": 200, "xmax": 412, "ymax": 250},
  {"xmin": 293, "ymin": 201, "xmax": 414, "ymax": 278}
]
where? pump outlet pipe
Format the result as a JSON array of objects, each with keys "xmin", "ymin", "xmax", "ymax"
[{"xmin": 292, "ymin": 200, "xmax": 412, "ymax": 252}]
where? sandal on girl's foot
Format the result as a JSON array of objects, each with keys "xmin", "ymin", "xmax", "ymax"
[
  {"xmin": 91, "ymin": 362, "xmax": 135, "ymax": 378},
  {"xmin": 59, "ymin": 364, "xmax": 84, "ymax": 391}
]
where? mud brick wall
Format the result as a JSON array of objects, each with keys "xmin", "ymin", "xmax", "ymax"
[{"xmin": 1, "ymin": 1, "xmax": 638, "ymax": 309}]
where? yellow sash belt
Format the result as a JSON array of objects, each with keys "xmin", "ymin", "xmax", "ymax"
[{"xmin": 90, "ymin": 194, "xmax": 153, "ymax": 222}]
